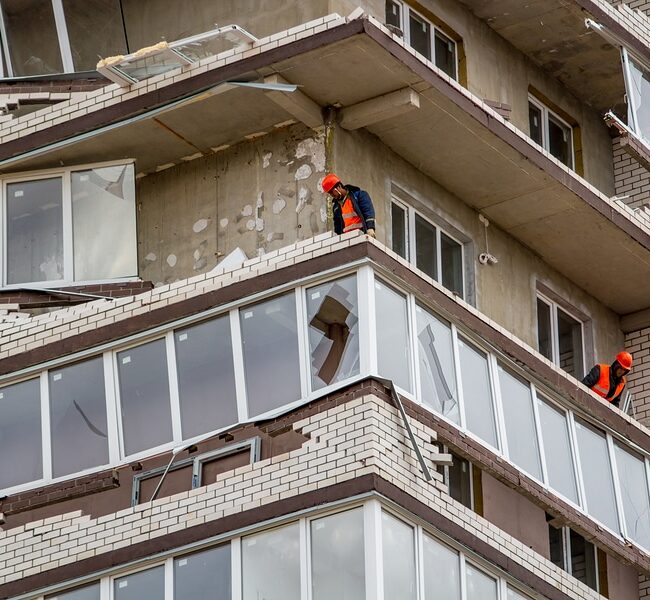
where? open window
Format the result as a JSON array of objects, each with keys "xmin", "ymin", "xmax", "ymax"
[
  {"xmin": 622, "ymin": 48, "xmax": 650, "ymax": 143},
  {"xmin": 528, "ymin": 95, "xmax": 575, "ymax": 169}
]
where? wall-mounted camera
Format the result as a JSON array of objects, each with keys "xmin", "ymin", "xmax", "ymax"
[{"xmin": 479, "ymin": 252, "xmax": 499, "ymax": 265}]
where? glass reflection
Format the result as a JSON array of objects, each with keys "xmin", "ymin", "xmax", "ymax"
[{"xmin": 174, "ymin": 545, "xmax": 231, "ymax": 600}]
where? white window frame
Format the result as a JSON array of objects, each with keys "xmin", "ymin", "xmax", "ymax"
[
  {"xmin": 549, "ymin": 523, "xmax": 600, "ymax": 593},
  {"xmin": 0, "ymin": 159, "xmax": 137, "ymax": 288},
  {"xmin": 621, "ymin": 47, "xmax": 650, "ymax": 143},
  {"xmin": 528, "ymin": 95, "xmax": 575, "ymax": 169}
]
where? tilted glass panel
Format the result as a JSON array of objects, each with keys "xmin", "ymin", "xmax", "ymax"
[
  {"xmin": 415, "ymin": 214, "xmax": 437, "ymax": 280},
  {"xmin": 117, "ymin": 339, "xmax": 173, "ymax": 456},
  {"xmin": 376, "ymin": 280, "xmax": 411, "ymax": 392},
  {"xmin": 575, "ymin": 419, "xmax": 619, "ymax": 532},
  {"xmin": 49, "ymin": 357, "xmax": 109, "ymax": 478},
  {"xmin": 614, "ymin": 443, "xmax": 650, "ymax": 549},
  {"xmin": 112, "ymin": 51, "xmax": 185, "ymax": 81},
  {"xmin": 7, "ymin": 178, "xmax": 63, "ymax": 284},
  {"xmin": 242, "ymin": 523, "xmax": 300, "ymax": 600},
  {"xmin": 465, "ymin": 563, "xmax": 498, "ymax": 599},
  {"xmin": 46, "ymin": 582, "xmax": 100, "ymax": 600},
  {"xmin": 0, "ymin": 378, "xmax": 42, "ymax": 489},
  {"xmin": 415, "ymin": 305, "xmax": 459, "ymax": 423},
  {"xmin": 528, "ymin": 102, "xmax": 543, "ymax": 146},
  {"xmin": 422, "ymin": 533, "xmax": 461, "ymax": 599},
  {"xmin": 175, "ymin": 316, "xmax": 238, "ymax": 439},
  {"xmin": 72, "ymin": 165, "xmax": 137, "ymax": 281},
  {"xmin": 391, "ymin": 202, "xmax": 407, "ymax": 259},
  {"xmin": 2, "ymin": 0, "xmax": 63, "ymax": 76},
  {"xmin": 382, "ymin": 512, "xmax": 417, "ymax": 600},
  {"xmin": 311, "ymin": 509, "xmax": 365, "ymax": 600},
  {"xmin": 240, "ymin": 293, "xmax": 301, "ymax": 417},
  {"xmin": 441, "ymin": 232, "xmax": 463, "ymax": 297},
  {"xmin": 409, "ymin": 10, "xmax": 431, "ymax": 59},
  {"xmin": 174, "ymin": 544, "xmax": 231, "ymax": 600},
  {"xmin": 307, "ymin": 275, "xmax": 359, "ymax": 391},
  {"xmin": 536, "ymin": 298, "xmax": 553, "ymax": 361},
  {"xmin": 569, "ymin": 530, "xmax": 598, "ymax": 591},
  {"xmin": 537, "ymin": 398, "xmax": 578, "ymax": 504},
  {"xmin": 498, "ymin": 366, "xmax": 542, "ymax": 480},
  {"xmin": 386, "ymin": 0, "xmax": 401, "ymax": 29},
  {"xmin": 62, "ymin": 0, "xmax": 128, "ymax": 72},
  {"xmin": 548, "ymin": 114, "xmax": 572, "ymax": 168},
  {"xmin": 627, "ymin": 58, "xmax": 650, "ymax": 141},
  {"xmin": 458, "ymin": 338, "xmax": 498, "ymax": 448},
  {"xmin": 557, "ymin": 308, "xmax": 583, "ymax": 378},
  {"xmin": 114, "ymin": 566, "xmax": 164, "ymax": 600},
  {"xmin": 434, "ymin": 30, "xmax": 456, "ymax": 79}
]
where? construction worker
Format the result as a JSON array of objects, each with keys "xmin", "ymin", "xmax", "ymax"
[
  {"xmin": 321, "ymin": 173, "xmax": 376, "ymax": 237},
  {"xmin": 581, "ymin": 351, "xmax": 633, "ymax": 407}
]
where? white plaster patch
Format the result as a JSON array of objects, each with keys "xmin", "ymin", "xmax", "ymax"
[
  {"xmin": 257, "ymin": 192, "xmax": 264, "ymax": 208},
  {"xmin": 256, "ymin": 218, "xmax": 264, "ymax": 232},
  {"xmin": 295, "ymin": 186, "xmax": 312, "ymax": 214},
  {"xmin": 262, "ymin": 152, "xmax": 272, "ymax": 168},
  {"xmin": 193, "ymin": 219, "xmax": 209, "ymax": 233},
  {"xmin": 295, "ymin": 137, "xmax": 325, "ymax": 172},
  {"xmin": 193, "ymin": 249, "xmax": 201, "ymax": 260},
  {"xmin": 273, "ymin": 197, "xmax": 287, "ymax": 214},
  {"xmin": 144, "ymin": 252, "xmax": 157, "ymax": 262},
  {"xmin": 242, "ymin": 204, "xmax": 253, "ymax": 216},
  {"xmin": 166, "ymin": 254, "xmax": 177, "ymax": 267},
  {"xmin": 246, "ymin": 219, "xmax": 256, "ymax": 231},
  {"xmin": 219, "ymin": 218, "xmax": 229, "ymax": 229},
  {"xmin": 295, "ymin": 164, "xmax": 312, "ymax": 180},
  {"xmin": 320, "ymin": 205, "xmax": 327, "ymax": 223}
]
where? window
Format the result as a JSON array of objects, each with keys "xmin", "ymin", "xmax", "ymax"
[
  {"xmin": 382, "ymin": 511, "xmax": 417, "ymax": 600},
  {"xmin": 46, "ymin": 583, "xmax": 100, "ymax": 600},
  {"xmin": 114, "ymin": 566, "xmax": 164, "ymax": 600},
  {"xmin": 622, "ymin": 48, "xmax": 650, "ymax": 142},
  {"xmin": 437, "ymin": 449, "xmax": 473, "ymax": 509},
  {"xmin": 3, "ymin": 163, "xmax": 137, "ymax": 286},
  {"xmin": 422, "ymin": 533, "xmax": 461, "ymax": 599},
  {"xmin": 536, "ymin": 295, "xmax": 585, "ymax": 379},
  {"xmin": 548, "ymin": 520, "xmax": 599, "ymax": 592},
  {"xmin": 528, "ymin": 96, "xmax": 574, "ymax": 168},
  {"xmin": 391, "ymin": 200, "xmax": 465, "ymax": 297},
  {"xmin": 465, "ymin": 563, "xmax": 498, "ymax": 599},
  {"xmin": 173, "ymin": 545, "xmax": 231, "ymax": 600},
  {"xmin": 385, "ymin": 1, "xmax": 458, "ymax": 79}
]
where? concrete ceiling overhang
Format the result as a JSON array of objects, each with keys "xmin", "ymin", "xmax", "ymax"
[{"xmin": 2, "ymin": 19, "xmax": 649, "ymax": 314}]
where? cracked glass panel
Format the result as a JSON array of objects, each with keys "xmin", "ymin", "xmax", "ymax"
[
  {"xmin": 416, "ymin": 304, "xmax": 459, "ymax": 423},
  {"xmin": 382, "ymin": 512, "xmax": 417, "ymax": 600},
  {"xmin": 306, "ymin": 275, "xmax": 359, "ymax": 391},
  {"xmin": 114, "ymin": 566, "xmax": 164, "ymax": 600},
  {"xmin": 423, "ymin": 534, "xmax": 460, "ymax": 599},
  {"xmin": 6, "ymin": 178, "xmax": 63, "ymax": 284},
  {"xmin": 49, "ymin": 357, "xmax": 109, "ymax": 478},
  {"xmin": 174, "ymin": 544, "xmax": 231, "ymax": 600},
  {"xmin": 614, "ymin": 443, "xmax": 650, "ymax": 550},
  {"xmin": 72, "ymin": 164, "xmax": 137, "ymax": 281}
]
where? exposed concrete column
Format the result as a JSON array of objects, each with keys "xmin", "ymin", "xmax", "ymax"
[{"xmin": 323, "ymin": 105, "xmax": 338, "ymax": 233}]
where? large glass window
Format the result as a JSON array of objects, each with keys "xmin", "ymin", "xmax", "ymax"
[
  {"xmin": 416, "ymin": 305, "xmax": 459, "ymax": 423},
  {"xmin": 49, "ymin": 357, "xmax": 109, "ymax": 478},
  {"xmin": 306, "ymin": 275, "xmax": 359, "ymax": 391},
  {"xmin": 311, "ymin": 509, "xmax": 365, "ymax": 600},
  {"xmin": 240, "ymin": 293, "xmax": 301, "ymax": 417},
  {"xmin": 175, "ymin": 317, "xmax": 238, "ymax": 439},
  {"xmin": 614, "ymin": 443, "xmax": 650, "ymax": 549},
  {"xmin": 465, "ymin": 563, "xmax": 498, "ymax": 599},
  {"xmin": 527, "ymin": 97, "xmax": 574, "ymax": 169},
  {"xmin": 117, "ymin": 339, "xmax": 173, "ymax": 456},
  {"xmin": 422, "ymin": 533, "xmax": 461, "ymax": 599},
  {"xmin": 382, "ymin": 512, "xmax": 417, "ymax": 600},
  {"xmin": 46, "ymin": 583, "xmax": 100, "ymax": 600},
  {"xmin": 498, "ymin": 366, "xmax": 542, "ymax": 480},
  {"xmin": 458, "ymin": 338, "xmax": 498, "ymax": 448},
  {"xmin": 242, "ymin": 523, "xmax": 300, "ymax": 600},
  {"xmin": 174, "ymin": 545, "xmax": 231, "ymax": 600},
  {"xmin": 114, "ymin": 566, "xmax": 164, "ymax": 600},
  {"xmin": 376, "ymin": 280, "xmax": 411, "ymax": 392},
  {"xmin": 0, "ymin": 378, "xmax": 42, "ymax": 489}
]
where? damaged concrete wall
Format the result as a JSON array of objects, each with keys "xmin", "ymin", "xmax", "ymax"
[{"xmin": 137, "ymin": 124, "xmax": 327, "ymax": 285}]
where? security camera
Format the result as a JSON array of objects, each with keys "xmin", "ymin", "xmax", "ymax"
[{"xmin": 479, "ymin": 253, "xmax": 498, "ymax": 265}]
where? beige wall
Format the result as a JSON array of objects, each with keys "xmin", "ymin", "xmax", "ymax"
[{"xmin": 607, "ymin": 555, "xmax": 641, "ymax": 600}]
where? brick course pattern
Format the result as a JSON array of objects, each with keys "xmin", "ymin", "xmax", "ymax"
[
  {"xmin": 0, "ymin": 395, "xmax": 603, "ymax": 600},
  {"xmin": 625, "ymin": 325, "xmax": 650, "ymax": 426},
  {"xmin": 613, "ymin": 137, "xmax": 650, "ymax": 210}
]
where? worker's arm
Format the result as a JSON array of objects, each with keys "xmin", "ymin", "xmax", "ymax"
[
  {"xmin": 581, "ymin": 365, "xmax": 600, "ymax": 388},
  {"xmin": 356, "ymin": 190, "xmax": 376, "ymax": 231}
]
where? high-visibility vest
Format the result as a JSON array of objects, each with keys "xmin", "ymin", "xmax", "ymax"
[
  {"xmin": 591, "ymin": 364, "xmax": 626, "ymax": 401},
  {"xmin": 341, "ymin": 195, "xmax": 364, "ymax": 232}
]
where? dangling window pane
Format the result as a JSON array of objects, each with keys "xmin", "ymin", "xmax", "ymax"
[
  {"xmin": 311, "ymin": 509, "xmax": 365, "ymax": 600},
  {"xmin": 422, "ymin": 534, "xmax": 460, "ymax": 599},
  {"xmin": 49, "ymin": 357, "xmax": 109, "ymax": 478},
  {"xmin": 376, "ymin": 280, "xmax": 411, "ymax": 392},
  {"xmin": 409, "ymin": 10, "xmax": 431, "ymax": 59},
  {"xmin": 415, "ymin": 214, "xmax": 437, "ymax": 280},
  {"xmin": 391, "ymin": 202, "xmax": 407, "ymax": 259},
  {"xmin": 441, "ymin": 232, "xmax": 463, "ymax": 297},
  {"xmin": 465, "ymin": 564, "xmax": 498, "ymax": 600},
  {"xmin": 114, "ymin": 566, "xmax": 164, "ymax": 600},
  {"xmin": 416, "ymin": 305, "xmax": 459, "ymax": 423},
  {"xmin": 434, "ymin": 30, "xmax": 456, "ymax": 79},
  {"xmin": 240, "ymin": 293, "xmax": 301, "ymax": 417},
  {"xmin": 382, "ymin": 512, "xmax": 417, "ymax": 600},
  {"xmin": 307, "ymin": 275, "xmax": 359, "ymax": 391},
  {"xmin": 614, "ymin": 443, "xmax": 650, "ymax": 550},
  {"xmin": 174, "ymin": 544, "xmax": 231, "ymax": 600}
]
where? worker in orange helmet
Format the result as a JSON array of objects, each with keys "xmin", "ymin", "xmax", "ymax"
[
  {"xmin": 581, "ymin": 351, "xmax": 633, "ymax": 407},
  {"xmin": 321, "ymin": 173, "xmax": 376, "ymax": 238}
]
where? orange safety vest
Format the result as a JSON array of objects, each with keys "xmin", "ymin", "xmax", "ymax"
[
  {"xmin": 591, "ymin": 364, "xmax": 626, "ymax": 402},
  {"xmin": 341, "ymin": 195, "xmax": 364, "ymax": 233}
]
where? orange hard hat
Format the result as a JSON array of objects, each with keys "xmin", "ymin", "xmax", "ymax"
[
  {"xmin": 321, "ymin": 173, "xmax": 341, "ymax": 193},
  {"xmin": 616, "ymin": 351, "xmax": 633, "ymax": 370}
]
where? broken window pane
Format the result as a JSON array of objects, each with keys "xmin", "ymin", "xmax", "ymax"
[
  {"xmin": 72, "ymin": 164, "xmax": 137, "ymax": 281},
  {"xmin": 6, "ymin": 178, "xmax": 63, "ymax": 284},
  {"xmin": 117, "ymin": 339, "xmax": 173, "ymax": 456},
  {"xmin": 458, "ymin": 338, "xmax": 498, "ymax": 448},
  {"xmin": 537, "ymin": 398, "xmax": 578, "ymax": 504},
  {"xmin": 536, "ymin": 298, "xmax": 553, "ymax": 361},
  {"xmin": 575, "ymin": 419, "xmax": 619, "ymax": 533},
  {"xmin": 242, "ymin": 523, "xmax": 300, "ymax": 600},
  {"xmin": 528, "ymin": 102, "xmax": 543, "ymax": 146},
  {"xmin": 114, "ymin": 565, "xmax": 164, "ymax": 600},
  {"xmin": 0, "ymin": 378, "xmax": 42, "ymax": 489},
  {"xmin": 240, "ymin": 293, "xmax": 301, "ymax": 417},
  {"xmin": 423, "ymin": 534, "xmax": 460, "ymax": 599},
  {"xmin": 382, "ymin": 512, "xmax": 417, "ymax": 600},
  {"xmin": 434, "ymin": 29, "xmax": 456, "ymax": 79},
  {"xmin": 415, "ymin": 214, "xmax": 437, "ymax": 280},
  {"xmin": 465, "ymin": 564, "xmax": 498, "ymax": 599},
  {"xmin": 311, "ymin": 509, "xmax": 365, "ymax": 600},
  {"xmin": 626, "ymin": 57, "xmax": 650, "ymax": 142},
  {"xmin": 306, "ymin": 275, "xmax": 359, "ymax": 391},
  {"xmin": 391, "ymin": 202, "xmax": 407, "ymax": 259},
  {"xmin": 174, "ymin": 544, "xmax": 231, "ymax": 600},
  {"xmin": 376, "ymin": 280, "xmax": 412, "ymax": 392},
  {"xmin": 2, "ymin": 0, "xmax": 63, "ymax": 75},
  {"xmin": 498, "ymin": 365, "xmax": 542, "ymax": 480},
  {"xmin": 548, "ymin": 114, "xmax": 572, "ymax": 168},
  {"xmin": 557, "ymin": 308, "xmax": 583, "ymax": 378},
  {"xmin": 408, "ymin": 10, "xmax": 431, "ymax": 59},
  {"xmin": 441, "ymin": 232, "xmax": 463, "ymax": 297},
  {"xmin": 570, "ymin": 530, "xmax": 598, "ymax": 591},
  {"xmin": 175, "ymin": 316, "xmax": 238, "ymax": 439},
  {"xmin": 46, "ymin": 582, "xmax": 100, "ymax": 600},
  {"xmin": 49, "ymin": 357, "xmax": 109, "ymax": 478},
  {"xmin": 62, "ymin": 0, "xmax": 128, "ymax": 72},
  {"xmin": 416, "ymin": 304, "xmax": 459, "ymax": 423},
  {"xmin": 385, "ymin": 0, "xmax": 401, "ymax": 29},
  {"xmin": 614, "ymin": 443, "xmax": 650, "ymax": 550}
]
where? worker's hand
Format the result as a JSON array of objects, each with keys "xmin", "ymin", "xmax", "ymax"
[{"xmin": 367, "ymin": 228, "xmax": 376, "ymax": 238}]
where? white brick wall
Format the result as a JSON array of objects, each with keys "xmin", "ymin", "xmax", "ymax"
[
  {"xmin": 613, "ymin": 137, "xmax": 650, "ymax": 210},
  {"xmin": 625, "ymin": 325, "xmax": 650, "ymax": 426},
  {"xmin": 0, "ymin": 395, "xmax": 603, "ymax": 600}
]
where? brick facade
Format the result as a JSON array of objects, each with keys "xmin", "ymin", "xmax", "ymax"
[
  {"xmin": 614, "ymin": 137, "xmax": 650, "ymax": 210},
  {"xmin": 625, "ymin": 326, "xmax": 650, "ymax": 426}
]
